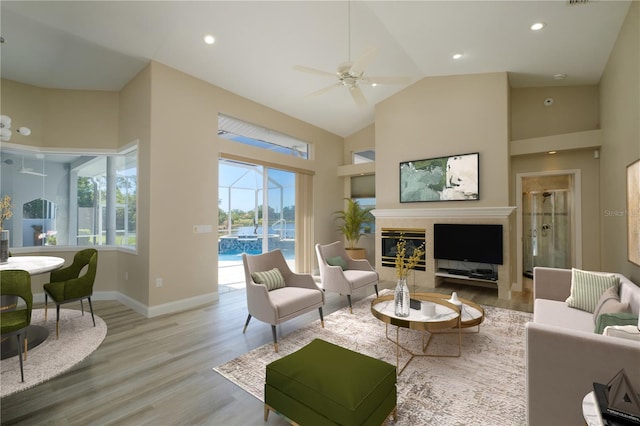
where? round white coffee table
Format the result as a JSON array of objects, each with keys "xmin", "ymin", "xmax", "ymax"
[{"xmin": 371, "ymin": 292, "xmax": 484, "ymax": 374}]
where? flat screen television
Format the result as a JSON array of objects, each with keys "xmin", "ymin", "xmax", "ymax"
[{"xmin": 433, "ymin": 223, "xmax": 503, "ymax": 265}]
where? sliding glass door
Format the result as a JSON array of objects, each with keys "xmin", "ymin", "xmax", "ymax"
[{"xmin": 218, "ymin": 159, "xmax": 296, "ymax": 290}]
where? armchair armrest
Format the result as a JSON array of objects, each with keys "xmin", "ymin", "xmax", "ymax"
[
  {"xmin": 245, "ymin": 280, "xmax": 277, "ymax": 324},
  {"xmin": 533, "ymin": 267, "xmax": 572, "ymax": 301},
  {"xmin": 346, "ymin": 258, "xmax": 376, "ymax": 272},
  {"xmin": 286, "ymin": 272, "xmax": 321, "ymax": 292}
]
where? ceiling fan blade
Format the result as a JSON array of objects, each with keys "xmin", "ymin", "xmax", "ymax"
[
  {"xmin": 362, "ymin": 76, "xmax": 412, "ymax": 85},
  {"xmin": 349, "ymin": 86, "xmax": 368, "ymax": 108},
  {"xmin": 293, "ymin": 65, "xmax": 336, "ymax": 78},
  {"xmin": 19, "ymin": 169, "xmax": 47, "ymax": 177},
  {"xmin": 350, "ymin": 47, "xmax": 378, "ymax": 76},
  {"xmin": 305, "ymin": 83, "xmax": 341, "ymax": 98}
]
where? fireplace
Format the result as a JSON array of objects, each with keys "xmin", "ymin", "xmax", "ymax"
[{"xmin": 381, "ymin": 228, "xmax": 426, "ymax": 271}]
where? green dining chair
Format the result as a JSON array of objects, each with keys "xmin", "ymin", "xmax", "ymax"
[
  {"xmin": 44, "ymin": 248, "xmax": 98, "ymax": 338},
  {"xmin": 1, "ymin": 270, "xmax": 33, "ymax": 382}
]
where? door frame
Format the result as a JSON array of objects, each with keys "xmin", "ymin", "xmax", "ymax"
[{"xmin": 515, "ymin": 169, "xmax": 582, "ymax": 291}]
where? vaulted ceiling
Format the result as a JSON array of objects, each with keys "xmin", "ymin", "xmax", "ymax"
[{"xmin": 0, "ymin": 1, "xmax": 632, "ymax": 137}]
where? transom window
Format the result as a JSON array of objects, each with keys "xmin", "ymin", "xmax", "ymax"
[{"xmin": 218, "ymin": 114, "xmax": 310, "ymax": 159}]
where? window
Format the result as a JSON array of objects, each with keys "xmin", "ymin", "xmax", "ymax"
[
  {"xmin": 353, "ymin": 149, "xmax": 375, "ymax": 164},
  {"xmin": 0, "ymin": 145, "xmax": 137, "ymax": 249},
  {"xmin": 218, "ymin": 114, "xmax": 310, "ymax": 159}
]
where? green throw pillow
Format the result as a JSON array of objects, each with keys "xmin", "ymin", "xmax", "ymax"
[
  {"xmin": 566, "ymin": 268, "xmax": 619, "ymax": 313},
  {"xmin": 326, "ymin": 256, "xmax": 348, "ymax": 270},
  {"xmin": 251, "ymin": 268, "xmax": 285, "ymax": 291},
  {"xmin": 594, "ymin": 312, "xmax": 639, "ymax": 334}
]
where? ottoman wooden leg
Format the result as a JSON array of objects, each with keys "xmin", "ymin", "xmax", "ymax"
[{"xmin": 264, "ymin": 404, "xmax": 270, "ymax": 421}]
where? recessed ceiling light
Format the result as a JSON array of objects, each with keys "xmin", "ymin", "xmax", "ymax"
[
  {"xmin": 548, "ymin": 151, "xmax": 557, "ymax": 155},
  {"xmin": 203, "ymin": 34, "xmax": 215, "ymax": 45},
  {"xmin": 554, "ymin": 73, "xmax": 567, "ymax": 80},
  {"xmin": 530, "ymin": 22, "xmax": 545, "ymax": 31},
  {"xmin": 371, "ymin": 83, "xmax": 378, "ymax": 87},
  {"xmin": 452, "ymin": 53, "xmax": 464, "ymax": 60}
]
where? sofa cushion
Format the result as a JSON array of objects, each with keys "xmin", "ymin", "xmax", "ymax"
[
  {"xmin": 534, "ymin": 298, "xmax": 595, "ymax": 334},
  {"xmin": 326, "ymin": 255, "xmax": 348, "ymax": 270},
  {"xmin": 594, "ymin": 312, "xmax": 639, "ymax": 334},
  {"xmin": 603, "ymin": 325, "xmax": 640, "ymax": 341},
  {"xmin": 566, "ymin": 268, "xmax": 619, "ymax": 313},
  {"xmin": 593, "ymin": 285, "xmax": 630, "ymax": 321},
  {"xmin": 251, "ymin": 268, "xmax": 286, "ymax": 291}
]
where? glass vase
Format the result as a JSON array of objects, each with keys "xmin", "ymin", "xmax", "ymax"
[
  {"xmin": 394, "ymin": 277, "xmax": 410, "ymax": 317},
  {"xmin": 0, "ymin": 230, "xmax": 9, "ymax": 264}
]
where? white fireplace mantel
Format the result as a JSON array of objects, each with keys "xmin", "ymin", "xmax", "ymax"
[{"xmin": 371, "ymin": 206, "xmax": 516, "ymax": 219}]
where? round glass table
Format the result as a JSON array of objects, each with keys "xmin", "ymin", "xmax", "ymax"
[
  {"xmin": 1, "ymin": 256, "xmax": 65, "ymax": 359},
  {"xmin": 371, "ymin": 292, "xmax": 484, "ymax": 374}
]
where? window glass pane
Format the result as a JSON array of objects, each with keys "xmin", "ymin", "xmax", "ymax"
[
  {"xmin": 353, "ymin": 149, "xmax": 375, "ymax": 164},
  {"xmin": 0, "ymin": 146, "xmax": 137, "ymax": 249},
  {"xmin": 218, "ymin": 114, "xmax": 309, "ymax": 159}
]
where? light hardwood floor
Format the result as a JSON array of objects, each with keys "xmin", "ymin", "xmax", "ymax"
[{"xmin": 1, "ymin": 280, "xmax": 532, "ymax": 426}]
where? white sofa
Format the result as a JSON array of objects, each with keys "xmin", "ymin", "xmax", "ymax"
[{"xmin": 526, "ymin": 267, "xmax": 640, "ymax": 426}]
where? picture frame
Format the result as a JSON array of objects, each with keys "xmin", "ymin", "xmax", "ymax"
[
  {"xmin": 399, "ymin": 152, "xmax": 479, "ymax": 203},
  {"xmin": 627, "ymin": 159, "xmax": 640, "ymax": 266}
]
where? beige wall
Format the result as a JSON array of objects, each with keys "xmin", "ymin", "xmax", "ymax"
[
  {"xmin": 1, "ymin": 62, "xmax": 344, "ymax": 313},
  {"xmin": 375, "ymin": 72, "xmax": 511, "ymax": 209},
  {"xmin": 510, "ymin": 86, "xmax": 599, "ymax": 141},
  {"xmin": 118, "ymin": 64, "xmax": 152, "ymax": 306},
  {"xmin": 0, "ymin": 79, "xmax": 119, "ymax": 150},
  {"xmin": 599, "ymin": 1, "xmax": 640, "ymax": 281},
  {"xmin": 146, "ymin": 62, "xmax": 343, "ymax": 307}
]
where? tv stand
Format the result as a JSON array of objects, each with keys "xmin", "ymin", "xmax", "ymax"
[{"xmin": 435, "ymin": 260, "xmax": 499, "ymax": 291}]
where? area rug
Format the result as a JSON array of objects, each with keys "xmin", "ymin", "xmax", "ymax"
[
  {"xmin": 1, "ymin": 308, "xmax": 107, "ymax": 398},
  {"xmin": 214, "ymin": 292, "xmax": 532, "ymax": 425}
]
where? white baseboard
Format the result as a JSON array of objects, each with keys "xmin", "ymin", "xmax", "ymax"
[{"xmin": 33, "ymin": 291, "xmax": 220, "ymax": 318}]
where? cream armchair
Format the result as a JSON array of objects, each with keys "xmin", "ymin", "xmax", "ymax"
[
  {"xmin": 242, "ymin": 249, "xmax": 324, "ymax": 352},
  {"xmin": 315, "ymin": 241, "xmax": 379, "ymax": 314}
]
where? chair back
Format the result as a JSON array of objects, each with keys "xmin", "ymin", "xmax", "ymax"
[
  {"xmin": 0, "ymin": 270, "xmax": 33, "ymax": 329},
  {"xmin": 242, "ymin": 249, "xmax": 292, "ymax": 286},
  {"xmin": 316, "ymin": 241, "xmax": 349, "ymax": 265},
  {"xmin": 50, "ymin": 248, "xmax": 98, "ymax": 299}
]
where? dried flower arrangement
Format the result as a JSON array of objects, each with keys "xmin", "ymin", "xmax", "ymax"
[
  {"xmin": 0, "ymin": 195, "xmax": 13, "ymax": 231},
  {"xmin": 395, "ymin": 236, "xmax": 425, "ymax": 279}
]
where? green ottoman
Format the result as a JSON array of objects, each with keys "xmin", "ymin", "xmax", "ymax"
[{"xmin": 264, "ymin": 339, "xmax": 397, "ymax": 425}]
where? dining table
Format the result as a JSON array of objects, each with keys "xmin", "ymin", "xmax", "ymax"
[{"xmin": 1, "ymin": 255, "xmax": 65, "ymax": 359}]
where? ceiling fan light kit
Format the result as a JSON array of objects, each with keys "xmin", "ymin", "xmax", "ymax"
[{"xmin": 0, "ymin": 114, "xmax": 31, "ymax": 142}]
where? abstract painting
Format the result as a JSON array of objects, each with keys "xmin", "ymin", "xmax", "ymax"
[
  {"xmin": 628, "ymin": 159, "xmax": 640, "ymax": 266},
  {"xmin": 400, "ymin": 152, "xmax": 479, "ymax": 202}
]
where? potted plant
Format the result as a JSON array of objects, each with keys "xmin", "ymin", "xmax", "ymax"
[{"xmin": 334, "ymin": 198, "xmax": 373, "ymax": 259}]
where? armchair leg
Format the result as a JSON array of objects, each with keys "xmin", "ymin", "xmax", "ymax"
[
  {"xmin": 88, "ymin": 297, "xmax": 96, "ymax": 326},
  {"xmin": 242, "ymin": 314, "xmax": 252, "ymax": 333},
  {"xmin": 347, "ymin": 295, "xmax": 353, "ymax": 314},
  {"xmin": 24, "ymin": 336, "xmax": 28, "ymax": 361},
  {"xmin": 272, "ymin": 325, "xmax": 278, "ymax": 353},
  {"xmin": 80, "ymin": 299, "xmax": 84, "ymax": 316},
  {"xmin": 318, "ymin": 307, "xmax": 324, "ymax": 328},
  {"xmin": 374, "ymin": 284, "xmax": 379, "ymax": 297},
  {"xmin": 44, "ymin": 293, "xmax": 48, "ymax": 321}
]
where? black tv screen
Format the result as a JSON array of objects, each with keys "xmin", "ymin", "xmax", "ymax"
[{"xmin": 433, "ymin": 224, "xmax": 503, "ymax": 265}]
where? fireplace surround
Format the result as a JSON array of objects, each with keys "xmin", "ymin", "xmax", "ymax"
[{"xmin": 372, "ymin": 207, "xmax": 516, "ymax": 300}]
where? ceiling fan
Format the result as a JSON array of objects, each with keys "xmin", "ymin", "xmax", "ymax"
[
  {"xmin": 293, "ymin": 2, "xmax": 411, "ymax": 107},
  {"xmin": 294, "ymin": 47, "xmax": 411, "ymax": 107},
  {"xmin": 19, "ymin": 157, "xmax": 47, "ymax": 177}
]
